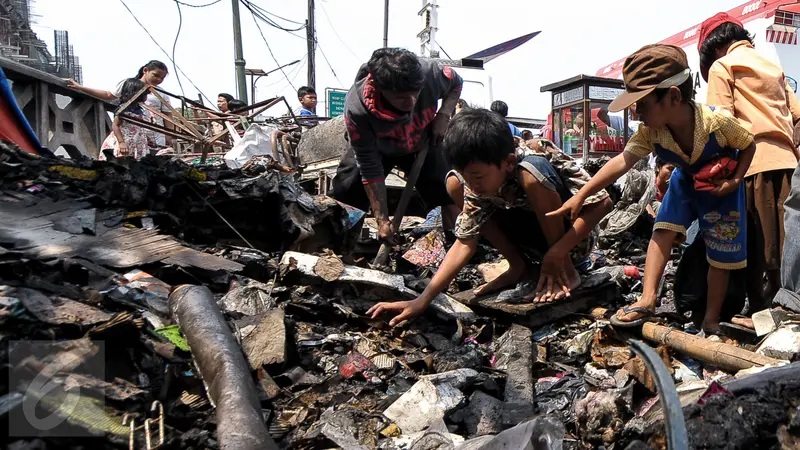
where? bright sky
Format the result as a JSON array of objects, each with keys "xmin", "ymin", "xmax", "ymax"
[{"xmin": 32, "ymin": 0, "xmax": 738, "ymax": 119}]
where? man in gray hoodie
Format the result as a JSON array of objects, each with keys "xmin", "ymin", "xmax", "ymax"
[{"xmin": 332, "ymin": 48, "xmax": 463, "ymax": 241}]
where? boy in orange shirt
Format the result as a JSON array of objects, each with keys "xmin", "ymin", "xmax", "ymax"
[{"xmin": 699, "ymin": 13, "xmax": 800, "ymax": 310}]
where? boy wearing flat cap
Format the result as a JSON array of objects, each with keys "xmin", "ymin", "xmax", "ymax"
[{"xmin": 549, "ymin": 44, "xmax": 756, "ymax": 338}]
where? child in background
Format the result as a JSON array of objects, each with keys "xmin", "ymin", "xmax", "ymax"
[
  {"xmin": 549, "ymin": 44, "xmax": 755, "ymax": 338},
  {"xmin": 655, "ymin": 158, "xmax": 676, "ymax": 202},
  {"xmin": 699, "ymin": 13, "xmax": 800, "ymax": 310},
  {"xmin": 366, "ymin": 109, "xmax": 612, "ymax": 326},
  {"xmin": 647, "ymin": 158, "xmax": 676, "ymax": 219},
  {"xmin": 100, "ymin": 78, "xmax": 150, "ymax": 160},
  {"xmin": 297, "ymin": 86, "xmax": 317, "ymax": 116}
]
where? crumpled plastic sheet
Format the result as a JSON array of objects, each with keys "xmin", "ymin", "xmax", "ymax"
[
  {"xmin": 412, "ymin": 207, "xmax": 443, "ymax": 236},
  {"xmin": 457, "ymin": 415, "xmax": 566, "ymax": 450},
  {"xmin": 337, "ymin": 202, "xmax": 366, "ymax": 230},
  {"xmin": 599, "ymin": 160, "xmax": 656, "ymax": 237},
  {"xmin": 217, "ymin": 277, "xmax": 276, "ymax": 316},
  {"xmin": 224, "ymin": 123, "xmax": 280, "ymax": 169},
  {"xmin": 535, "ymin": 374, "xmax": 587, "ymax": 422},
  {"xmin": 317, "ymin": 407, "xmax": 381, "ymax": 450}
]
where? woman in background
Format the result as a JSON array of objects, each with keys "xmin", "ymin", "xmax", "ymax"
[{"xmin": 67, "ymin": 60, "xmax": 173, "ymax": 150}]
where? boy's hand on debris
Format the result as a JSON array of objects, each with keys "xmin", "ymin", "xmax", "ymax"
[
  {"xmin": 532, "ymin": 251, "xmax": 570, "ymax": 303},
  {"xmin": 710, "ymin": 178, "xmax": 740, "ymax": 197},
  {"xmin": 366, "ymin": 299, "xmax": 425, "ymax": 327},
  {"xmin": 431, "ymin": 113, "xmax": 450, "ymax": 145},
  {"xmin": 547, "ymin": 196, "xmax": 584, "ymax": 222}
]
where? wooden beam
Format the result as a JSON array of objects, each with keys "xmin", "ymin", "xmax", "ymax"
[
  {"xmin": 590, "ymin": 307, "xmax": 782, "ymax": 372},
  {"xmin": 114, "ymin": 84, "xmax": 150, "ymax": 117},
  {"xmin": 117, "ymin": 114, "xmax": 197, "ymax": 142},
  {"xmin": 641, "ymin": 322, "xmax": 781, "ymax": 372},
  {"xmin": 141, "ymin": 103, "xmax": 198, "ymax": 137},
  {"xmin": 148, "ymin": 88, "xmax": 204, "ymax": 140}
]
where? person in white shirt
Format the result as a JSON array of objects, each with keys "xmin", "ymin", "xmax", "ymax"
[{"xmin": 67, "ymin": 61, "xmax": 173, "ymax": 150}]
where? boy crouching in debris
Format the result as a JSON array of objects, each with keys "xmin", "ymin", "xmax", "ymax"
[
  {"xmin": 368, "ymin": 108, "xmax": 612, "ymax": 326},
  {"xmin": 549, "ymin": 45, "xmax": 755, "ymax": 338}
]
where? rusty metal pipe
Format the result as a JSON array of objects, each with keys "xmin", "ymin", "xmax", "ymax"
[{"xmin": 169, "ymin": 285, "xmax": 276, "ymax": 450}]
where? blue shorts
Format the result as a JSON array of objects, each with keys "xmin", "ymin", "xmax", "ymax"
[{"xmin": 654, "ymin": 167, "xmax": 746, "ymax": 270}]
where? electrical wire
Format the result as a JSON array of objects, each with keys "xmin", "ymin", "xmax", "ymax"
[
  {"xmin": 243, "ymin": 0, "xmax": 304, "ymax": 25},
  {"xmin": 174, "ymin": 0, "xmax": 221, "ymax": 7},
  {"xmin": 318, "ymin": 1, "xmax": 361, "ymax": 62},
  {"xmin": 435, "ymin": 41, "xmax": 453, "ymax": 60},
  {"xmin": 172, "ymin": 0, "xmax": 186, "ymax": 97},
  {"xmin": 117, "ymin": 0, "xmax": 213, "ymax": 104},
  {"xmin": 240, "ymin": 0, "xmax": 306, "ymax": 32},
  {"xmin": 260, "ymin": 54, "xmax": 308, "ymax": 89},
  {"xmin": 243, "ymin": 0, "xmax": 298, "ymax": 92},
  {"xmin": 272, "ymin": 58, "xmax": 308, "ymax": 95},
  {"xmin": 317, "ymin": 42, "xmax": 344, "ymax": 87}
]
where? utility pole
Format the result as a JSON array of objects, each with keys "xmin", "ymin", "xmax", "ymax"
[
  {"xmin": 417, "ymin": 0, "xmax": 439, "ymax": 58},
  {"xmin": 231, "ymin": 0, "xmax": 248, "ymax": 103},
  {"xmin": 306, "ymin": 0, "xmax": 316, "ymax": 89},
  {"xmin": 383, "ymin": 0, "xmax": 389, "ymax": 47}
]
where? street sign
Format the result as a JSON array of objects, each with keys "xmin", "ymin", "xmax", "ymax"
[{"xmin": 326, "ymin": 88, "xmax": 348, "ymax": 118}]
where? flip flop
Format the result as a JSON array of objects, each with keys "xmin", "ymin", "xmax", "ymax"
[{"xmin": 610, "ymin": 306, "xmax": 654, "ymax": 328}]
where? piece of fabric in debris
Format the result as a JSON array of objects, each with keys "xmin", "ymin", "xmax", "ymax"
[{"xmin": 599, "ymin": 159, "xmax": 656, "ymax": 237}]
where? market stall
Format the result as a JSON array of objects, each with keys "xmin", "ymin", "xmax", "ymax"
[{"xmin": 541, "ymin": 75, "xmax": 634, "ymax": 160}]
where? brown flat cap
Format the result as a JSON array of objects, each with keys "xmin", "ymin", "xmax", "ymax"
[{"xmin": 609, "ymin": 44, "xmax": 691, "ymax": 112}]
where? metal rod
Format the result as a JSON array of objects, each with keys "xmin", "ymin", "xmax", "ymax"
[
  {"xmin": 629, "ymin": 340, "xmax": 689, "ymax": 450},
  {"xmin": 372, "ymin": 145, "xmax": 430, "ymax": 267}
]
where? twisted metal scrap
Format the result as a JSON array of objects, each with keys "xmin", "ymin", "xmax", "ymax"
[{"xmin": 629, "ymin": 340, "xmax": 688, "ymax": 450}]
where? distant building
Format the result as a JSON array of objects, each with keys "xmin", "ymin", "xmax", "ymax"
[{"xmin": 0, "ymin": 0, "xmax": 82, "ymax": 82}]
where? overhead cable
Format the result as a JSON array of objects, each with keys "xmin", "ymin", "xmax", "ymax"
[{"xmin": 117, "ymin": 0, "xmax": 213, "ymax": 104}]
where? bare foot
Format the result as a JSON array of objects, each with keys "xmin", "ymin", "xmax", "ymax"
[
  {"xmin": 554, "ymin": 264, "xmax": 582, "ymax": 301},
  {"xmin": 473, "ymin": 265, "xmax": 525, "ymax": 297},
  {"xmin": 731, "ymin": 316, "xmax": 754, "ymax": 330},
  {"xmin": 532, "ymin": 263, "xmax": 582, "ymax": 304}
]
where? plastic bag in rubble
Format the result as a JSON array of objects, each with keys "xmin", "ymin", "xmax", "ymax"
[
  {"xmin": 405, "ymin": 419, "xmax": 462, "ymax": 450},
  {"xmin": 590, "ymin": 265, "xmax": 640, "ymax": 287},
  {"xmin": 217, "ymin": 278, "xmax": 277, "ymax": 316},
  {"xmin": 224, "ymin": 123, "xmax": 279, "ymax": 169},
  {"xmin": 599, "ymin": 160, "xmax": 656, "ymax": 237},
  {"xmin": 457, "ymin": 416, "xmax": 565, "ymax": 450}
]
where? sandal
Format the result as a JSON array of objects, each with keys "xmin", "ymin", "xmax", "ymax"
[{"xmin": 610, "ymin": 306, "xmax": 654, "ymax": 328}]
